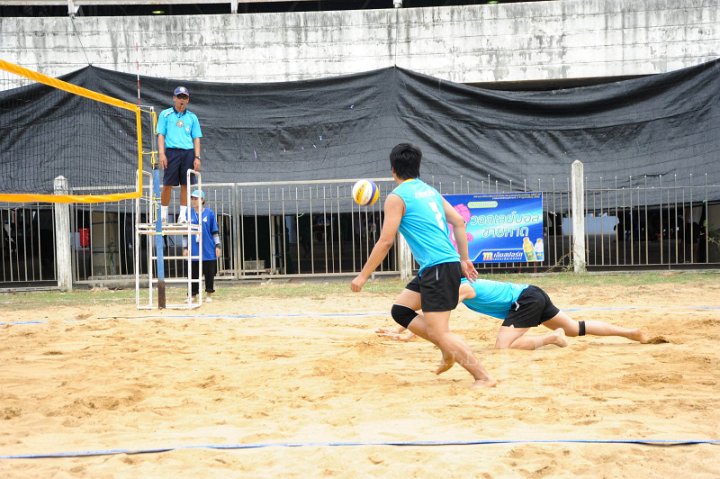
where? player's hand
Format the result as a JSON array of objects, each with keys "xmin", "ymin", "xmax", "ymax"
[
  {"xmin": 461, "ymin": 259, "xmax": 478, "ymax": 282},
  {"xmin": 182, "ymin": 248, "xmax": 188, "ymax": 257},
  {"xmin": 375, "ymin": 327, "xmax": 415, "ymax": 342},
  {"xmin": 215, "ymin": 247, "xmax": 221, "ymax": 257},
  {"xmin": 351, "ymin": 274, "xmax": 367, "ymax": 292}
]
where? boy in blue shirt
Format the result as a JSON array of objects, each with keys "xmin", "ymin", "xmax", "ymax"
[
  {"xmin": 351, "ymin": 143, "xmax": 496, "ymax": 388},
  {"xmin": 378, "ymin": 279, "xmax": 650, "ymax": 349},
  {"xmin": 182, "ymin": 190, "xmax": 221, "ymax": 302}
]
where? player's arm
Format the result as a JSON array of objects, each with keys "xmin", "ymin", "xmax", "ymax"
[
  {"xmin": 443, "ymin": 197, "xmax": 478, "ymax": 281},
  {"xmin": 351, "ymin": 194, "xmax": 404, "ymax": 292}
]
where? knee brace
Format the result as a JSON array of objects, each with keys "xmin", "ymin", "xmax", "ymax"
[
  {"xmin": 391, "ymin": 304, "xmax": 417, "ymax": 329},
  {"xmin": 578, "ymin": 320, "xmax": 586, "ymax": 336}
]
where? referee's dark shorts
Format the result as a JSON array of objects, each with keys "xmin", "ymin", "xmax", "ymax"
[{"xmin": 164, "ymin": 148, "xmax": 196, "ymax": 186}]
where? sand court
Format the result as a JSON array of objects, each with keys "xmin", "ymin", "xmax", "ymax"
[{"xmin": 1, "ymin": 276, "xmax": 719, "ymax": 478}]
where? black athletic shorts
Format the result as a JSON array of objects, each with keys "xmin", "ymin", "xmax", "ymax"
[
  {"xmin": 163, "ymin": 148, "xmax": 196, "ymax": 187},
  {"xmin": 502, "ymin": 285, "xmax": 560, "ymax": 328},
  {"xmin": 405, "ymin": 262, "xmax": 461, "ymax": 312}
]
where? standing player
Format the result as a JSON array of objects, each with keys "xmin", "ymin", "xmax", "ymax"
[
  {"xmin": 183, "ymin": 190, "xmax": 222, "ymax": 302},
  {"xmin": 377, "ymin": 278, "xmax": 651, "ymax": 349},
  {"xmin": 157, "ymin": 86, "xmax": 203, "ymax": 224},
  {"xmin": 351, "ymin": 143, "xmax": 496, "ymax": 388}
]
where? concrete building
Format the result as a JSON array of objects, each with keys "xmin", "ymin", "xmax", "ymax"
[{"xmin": 1, "ymin": 0, "xmax": 719, "ymax": 85}]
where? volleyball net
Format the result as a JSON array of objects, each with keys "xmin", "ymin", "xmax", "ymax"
[{"xmin": 0, "ymin": 59, "xmax": 149, "ymax": 204}]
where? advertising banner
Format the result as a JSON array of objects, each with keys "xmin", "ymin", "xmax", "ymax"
[{"xmin": 444, "ymin": 193, "xmax": 544, "ymax": 263}]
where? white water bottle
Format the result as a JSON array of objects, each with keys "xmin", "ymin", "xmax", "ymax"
[{"xmin": 534, "ymin": 238, "xmax": 544, "ymax": 262}]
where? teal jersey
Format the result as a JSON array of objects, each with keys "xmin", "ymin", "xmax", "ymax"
[
  {"xmin": 392, "ymin": 178, "xmax": 459, "ymax": 274},
  {"xmin": 156, "ymin": 107, "xmax": 202, "ymax": 150},
  {"xmin": 461, "ymin": 278, "xmax": 528, "ymax": 319}
]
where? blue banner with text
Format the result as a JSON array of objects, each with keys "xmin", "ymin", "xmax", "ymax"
[{"xmin": 444, "ymin": 193, "xmax": 544, "ymax": 263}]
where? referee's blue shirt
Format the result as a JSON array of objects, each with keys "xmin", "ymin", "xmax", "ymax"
[{"xmin": 156, "ymin": 107, "xmax": 202, "ymax": 150}]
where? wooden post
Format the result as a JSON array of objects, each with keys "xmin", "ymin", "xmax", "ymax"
[{"xmin": 54, "ymin": 176, "xmax": 73, "ymax": 291}]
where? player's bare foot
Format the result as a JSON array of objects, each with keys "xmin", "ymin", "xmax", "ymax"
[
  {"xmin": 552, "ymin": 328, "xmax": 568, "ymax": 347},
  {"xmin": 630, "ymin": 329, "xmax": 651, "ymax": 343},
  {"xmin": 435, "ymin": 354, "xmax": 455, "ymax": 375},
  {"xmin": 472, "ymin": 377, "xmax": 498, "ymax": 388}
]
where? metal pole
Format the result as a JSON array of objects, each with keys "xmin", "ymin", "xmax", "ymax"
[
  {"xmin": 570, "ymin": 160, "xmax": 586, "ymax": 273},
  {"xmin": 398, "ymin": 233, "xmax": 413, "ymax": 281},
  {"xmin": 151, "ymin": 110, "xmax": 166, "ymax": 309},
  {"xmin": 54, "ymin": 176, "xmax": 73, "ymax": 291}
]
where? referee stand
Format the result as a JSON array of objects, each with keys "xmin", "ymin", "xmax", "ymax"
[{"xmin": 135, "ymin": 170, "xmax": 203, "ymax": 309}]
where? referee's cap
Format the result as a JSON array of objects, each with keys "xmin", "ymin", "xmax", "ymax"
[
  {"xmin": 191, "ymin": 189, "xmax": 205, "ymax": 199},
  {"xmin": 174, "ymin": 86, "xmax": 190, "ymax": 97}
]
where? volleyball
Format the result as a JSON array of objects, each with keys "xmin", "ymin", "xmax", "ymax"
[{"xmin": 351, "ymin": 179, "xmax": 380, "ymax": 206}]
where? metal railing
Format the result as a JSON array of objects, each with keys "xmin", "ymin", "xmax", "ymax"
[{"xmin": 1, "ymin": 171, "xmax": 718, "ymax": 289}]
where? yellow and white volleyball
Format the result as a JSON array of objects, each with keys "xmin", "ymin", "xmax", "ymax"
[{"xmin": 351, "ymin": 179, "xmax": 380, "ymax": 206}]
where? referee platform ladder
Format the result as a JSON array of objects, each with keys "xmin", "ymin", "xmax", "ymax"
[{"xmin": 135, "ymin": 169, "xmax": 203, "ymax": 309}]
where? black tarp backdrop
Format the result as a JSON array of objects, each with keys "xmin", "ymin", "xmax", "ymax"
[{"xmin": 3, "ymin": 59, "xmax": 720, "ymax": 208}]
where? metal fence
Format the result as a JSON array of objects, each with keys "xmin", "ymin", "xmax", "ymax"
[
  {"xmin": 134, "ymin": 179, "xmax": 399, "ymax": 283},
  {"xmin": 0, "ymin": 204, "xmax": 56, "ymax": 288},
  {"xmin": 1, "ymin": 172, "xmax": 719, "ymax": 290}
]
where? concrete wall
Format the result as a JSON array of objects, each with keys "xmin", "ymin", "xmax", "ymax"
[{"xmin": 1, "ymin": 0, "xmax": 719, "ymax": 84}]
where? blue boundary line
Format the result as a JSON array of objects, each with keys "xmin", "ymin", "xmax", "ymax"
[
  {"xmin": 0, "ymin": 312, "xmax": 389, "ymax": 326},
  {"xmin": 1, "ymin": 438, "xmax": 718, "ymax": 459},
  {"xmin": 563, "ymin": 305, "xmax": 720, "ymax": 313},
  {"xmin": 104, "ymin": 311, "xmax": 390, "ymax": 320},
  {"xmin": 0, "ymin": 320, "xmax": 46, "ymax": 326},
  {"xmin": 137, "ymin": 305, "xmax": 720, "ymax": 319},
  {"xmin": 2, "ymin": 305, "xmax": 719, "ymax": 326}
]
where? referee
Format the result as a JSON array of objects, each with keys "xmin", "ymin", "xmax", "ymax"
[{"xmin": 157, "ymin": 86, "xmax": 203, "ymax": 224}]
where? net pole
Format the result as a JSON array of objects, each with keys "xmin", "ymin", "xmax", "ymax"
[
  {"xmin": 148, "ymin": 108, "xmax": 166, "ymax": 308},
  {"xmin": 155, "ymin": 167, "xmax": 166, "ymax": 308}
]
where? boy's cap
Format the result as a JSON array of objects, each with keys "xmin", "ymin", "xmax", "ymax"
[
  {"xmin": 174, "ymin": 86, "xmax": 190, "ymax": 97},
  {"xmin": 190, "ymin": 189, "xmax": 205, "ymax": 199}
]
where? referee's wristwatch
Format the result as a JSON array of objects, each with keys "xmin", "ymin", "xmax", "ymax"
[{"xmin": 195, "ymin": 155, "xmax": 201, "ymax": 160}]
